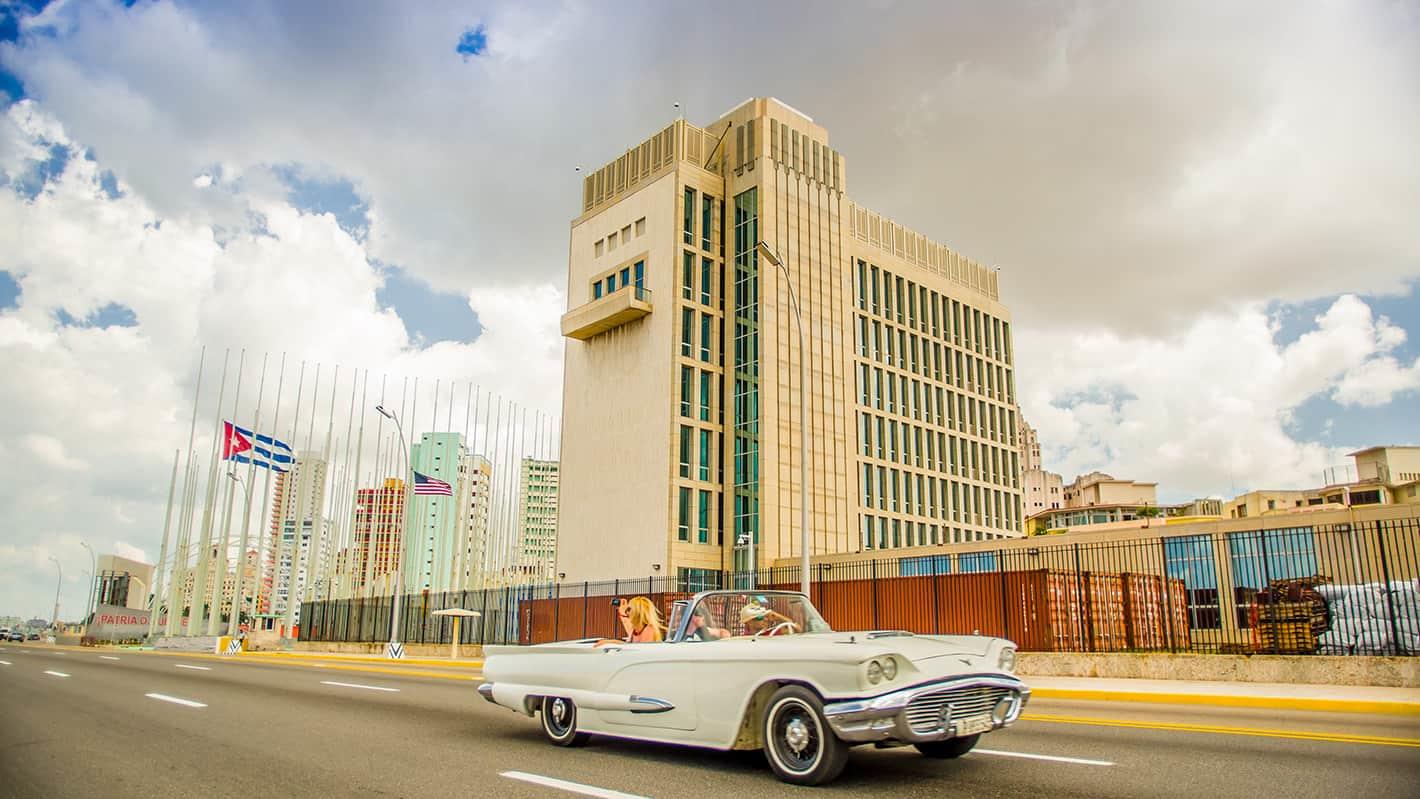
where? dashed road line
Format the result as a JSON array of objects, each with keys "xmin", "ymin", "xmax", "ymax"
[
  {"xmin": 175, "ymin": 664, "xmax": 212, "ymax": 671},
  {"xmin": 145, "ymin": 693, "xmax": 207, "ymax": 708},
  {"xmin": 43, "ymin": 670, "xmax": 71, "ymax": 678},
  {"xmin": 320, "ymin": 680, "xmax": 400, "ymax": 693},
  {"xmin": 1024, "ymin": 713, "xmax": 1420, "ymax": 748},
  {"xmin": 973, "ymin": 748, "xmax": 1115, "ymax": 766},
  {"xmin": 501, "ymin": 772, "xmax": 648, "ymax": 799},
  {"xmin": 100, "ymin": 656, "xmax": 121, "ymax": 661},
  {"xmin": 0, "ymin": 660, "xmax": 11, "ymax": 666}
]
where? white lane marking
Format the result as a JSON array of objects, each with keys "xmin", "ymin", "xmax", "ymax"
[
  {"xmin": 174, "ymin": 664, "xmax": 212, "ymax": 671},
  {"xmin": 145, "ymin": 693, "xmax": 207, "ymax": 708},
  {"xmin": 43, "ymin": 670, "xmax": 70, "ymax": 678},
  {"xmin": 501, "ymin": 771, "xmax": 648, "ymax": 799},
  {"xmin": 320, "ymin": 680, "xmax": 400, "ymax": 693},
  {"xmin": 973, "ymin": 748, "xmax": 1115, "ymax": 767},
  {"xmin": 0, "ymin": 660, "xmax": 10, "ymax": 666},
  {"xmin": 100, "ymin": 656, "xmax": 120, "ymax": 661}
]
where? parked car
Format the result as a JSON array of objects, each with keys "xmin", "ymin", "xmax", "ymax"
[
  {"xmin": 27, "ymin": 633, "xmax": 40, "ymax": 641},
  {"xmin": 479, "ymin": 590, "xmax": 1029, "ymax": 785},
  {"xmin": 6, "ymin": 630, "xmax": 22, "ymax": 642}
]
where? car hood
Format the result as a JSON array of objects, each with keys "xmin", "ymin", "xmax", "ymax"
[{"xmin": 799, "ymin": 631, "xmax": 999, "ymax": 661}]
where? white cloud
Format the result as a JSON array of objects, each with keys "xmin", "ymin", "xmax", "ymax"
[
  {"xmin": 22, "ymin": 433, "xmax": 87, "ymax": 471},
  {"xmin": 1019, "ymin": 294, "xmax": 1417, "ymax": 501}
]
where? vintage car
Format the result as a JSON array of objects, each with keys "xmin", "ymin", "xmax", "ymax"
[{"xmin": 479, "ymin": 589, "xmax": 1029, "ymax": 785}]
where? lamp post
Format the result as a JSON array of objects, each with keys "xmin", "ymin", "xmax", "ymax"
[
  {"xmin": 226, "ymin": 470, "xmax": 255, "ymax": 636},
  {"xmin": 375, "ymin": 404, "xmax": 411, "ymax": 659},
  {"xmin": 80, "ymin": 541, "xmax": 96, "ymax": 628},
  {"xmin": 49, "ymin": 556, "xmax": 62, "ymax": 629},
  {"xmin": 755, "ymin": 241, "xmax": 810, "ymax": 598}
]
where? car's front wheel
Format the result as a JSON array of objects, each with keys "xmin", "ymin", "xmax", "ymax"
[
  {"xmin": 761, "ymin": 685, "xmax": 849, "ymax": 785},
  {"xmin": 539, "ymin": 696, "xmax": 590, "ymax": 747},
  {"xmin": 914, "ymin": 733, "xmax": 980, "ymax": 758}
]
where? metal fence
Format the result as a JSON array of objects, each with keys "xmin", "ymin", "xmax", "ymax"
[{"xmin": 301, "ymin": 516, "xmax": 1420, "ymax": 656}]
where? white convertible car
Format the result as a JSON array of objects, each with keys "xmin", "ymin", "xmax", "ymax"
[{"xmin": 479, "ymin": 590, "xmax": 1029, "ymax": 785}]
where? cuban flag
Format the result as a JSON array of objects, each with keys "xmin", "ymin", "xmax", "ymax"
[
  {"xmin": 222, "ymin": 420, "xmax": 294, "ymax": 473},
  {"xmin": 413, "ymin": 470, "xmax": 454, "ymax": 496}
]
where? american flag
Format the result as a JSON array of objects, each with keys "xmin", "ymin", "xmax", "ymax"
[{"xmin": 413, "ymin": 471, "xmax": 454, "ymax": 497}]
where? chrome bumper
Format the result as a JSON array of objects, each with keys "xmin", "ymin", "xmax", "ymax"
[
  {"xmin": 477, "ymin": 682, "xmax": 496, "ymax": 704},
  {"xmin": 821, "ymin": 675, "xmax": 1030, "ymax": 744}
]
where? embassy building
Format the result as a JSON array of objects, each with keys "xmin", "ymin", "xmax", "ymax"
[{"xmin": 557, "ymin": 98, "xmax": 1023, "ymax": 585}]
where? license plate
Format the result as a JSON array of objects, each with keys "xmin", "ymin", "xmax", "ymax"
[{"xmin": 955, "ymin": 714, "xmax": 993, "ymax": 736}]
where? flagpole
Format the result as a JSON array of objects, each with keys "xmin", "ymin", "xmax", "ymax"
[
  {"xmin": 208, "ymin": 349, "xmax": 246, "ymax": 635},
  {"xmin": 307, "ymin": 365, "xmax": 340, "ymax": 608},
  {"xmin": 276, "ymin": 361, "xmax": 307, "ymax": 635},
  {"xmin": 285, "ymin": 363, "xmax": 322, "ymax": 636},
  {"xmin": 165, "ymin": 347, "xmax": 205, "ymax": 637},
  {"xmin": 168, "ymin": 455, "xmax": 197, "ymax": 636},
  {"xmin": 378, "ymin": 401, "xmax": 412, "ymax": 659},
  {"xmin": 226, "ymin": 352, "xmax": 268, "ymax": 636},
  {"xmin": 361, "ymin": 375, "xmax": 386, "ymax": 597},
  {"xmin": 147, "ymin": 449, "xmax": 181, "ymax": 641},
  {"xmin": 250, "ymin": 353, "xmax": 286, "ymax": 626},
  {"xmin": 189, "ymin": 348, "xmax": 230, "ymax": 636}
]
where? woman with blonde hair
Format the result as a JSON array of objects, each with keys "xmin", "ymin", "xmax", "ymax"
[{"xmin": 617, "ymin": 596, "xmax": 664, "ymax": 643}]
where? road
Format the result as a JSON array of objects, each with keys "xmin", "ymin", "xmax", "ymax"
[{"xmin": 1, "ymin": 644, "xmax": 1417, "ymax": 799}]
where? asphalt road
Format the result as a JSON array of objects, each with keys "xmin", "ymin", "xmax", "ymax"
[{"xmin": 2, "ymin": 644, "xmax": 1417, "ymax": 799}]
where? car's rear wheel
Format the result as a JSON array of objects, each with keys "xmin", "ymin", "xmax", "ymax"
[
  {"xmin": 914, "ymin": 733, "xmax": 980, "ymax": 758},
  {"xmin": 539, "ymin": 696, "xmax": 590, "ymax": 747},
  {"xmin": 761, "ymin": 685, "xmax": 849, "ymax": 785}
]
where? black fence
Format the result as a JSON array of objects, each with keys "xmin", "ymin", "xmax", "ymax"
[{"xmin": 301, "ymin": 516, "xmax": 1420, "ymax": 656}]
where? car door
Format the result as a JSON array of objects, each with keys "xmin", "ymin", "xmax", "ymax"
[{"xmin": 597, "ymin": 642, "xmax": 699, "ymax": 731}]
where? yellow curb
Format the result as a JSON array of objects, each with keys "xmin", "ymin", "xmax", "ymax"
[
  {"xmin": 1023, "ymin": 713, "xmax": 1420, "ymax": 747},
  {"xmin": 68, "ymin": 644, "xmax": 483, "ymax": 682},
  {"xmin": 1031, "ymin": 687, "xmax": 1420, "ymax": 716},
  {"xmin": 241, "ymin": 651, "xmax": 484, "ymax": 668}
]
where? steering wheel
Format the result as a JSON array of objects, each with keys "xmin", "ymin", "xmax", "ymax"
[{"xmin": 755, "ymin": 621, "xmax": 799, "ymax": 637}]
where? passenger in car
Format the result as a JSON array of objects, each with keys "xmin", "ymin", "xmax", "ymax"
[
  {"xmin": 617, "ymin": 596, "xmax": 665, "ymax": 642},
  {"xmin": 740, "ymin": 602, "xmax": 798, "ymax": 636},
  {"xmin": 685, "ymin": 606, "xmax": 732, "ymax": 640}
]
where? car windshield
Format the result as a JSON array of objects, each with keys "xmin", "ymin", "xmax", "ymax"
[{"xmin": 678, "ymin": 592, "xmax": 833, "ymax": 641}]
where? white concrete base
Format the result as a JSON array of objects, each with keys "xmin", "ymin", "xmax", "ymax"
[
  {"xmin": 1017, "ymin": 652, "xmax": 1420, "ymax": 688},
  {"xmin": 151, "ymin": 636, "xmax": 222, "ymax": 652}
]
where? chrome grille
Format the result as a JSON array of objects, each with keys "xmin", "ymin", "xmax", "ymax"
[{"xmin": 904, "ymin": 685, "xmax": 1011, "ymax": 733}]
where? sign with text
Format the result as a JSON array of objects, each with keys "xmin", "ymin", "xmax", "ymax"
[{"xmin": 87, "ymin": 604, "xmax": 152, "ymax": 641}]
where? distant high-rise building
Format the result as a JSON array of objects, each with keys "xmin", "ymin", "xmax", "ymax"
[
  {"xmin": 402, "ymin": 433, "xmax": 466, "ymax": 593},
  {"xmin": 349, "ymin": 477, "xmax": 405, "ymax": 595},
  {"xmin": 516, "ymin": 458, "xmax": 560, "ymax": 583},
  {"xmin": 558, "ymin": 97, "xmax": 1022, "ymax": 583},
  {"xmin": 1017, "ymin": 417, "xmax": 1062, "ymax": 516},
  {"xmin": 456, "ymin": 454, "xmax": 494, "ymax": 589},
  {"xmin": 262, "ymin": 452, "xmax": 328, "ymax": 621}
]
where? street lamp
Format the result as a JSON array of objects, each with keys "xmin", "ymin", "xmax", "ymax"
[
  {"xmin": 80, "ymin": 541, "xmax": 96, "ymax": 628},
  {"xmin": 755, "ymin": 241, "xmax": 811, "ymax": 599},
  {"xmin": 375, "ymin": 404, "xmax": 411, "ymax": 659},
  {"xmin": 49, "ymin": 555, "xmax": 62, "ymax": 629},
  {"xmin": 226, "ymin": 470, "xmax": 255, "ymax": 637}
]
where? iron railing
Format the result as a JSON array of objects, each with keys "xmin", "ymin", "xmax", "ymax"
[{"xmin": 301, "ymin": 516, "xmax": 1419, "ymax": 655}]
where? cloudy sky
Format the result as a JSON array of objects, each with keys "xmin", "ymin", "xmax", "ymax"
[{"xmin": 1, "ymin": 0, "xmax": 1417, "ymax": 619}]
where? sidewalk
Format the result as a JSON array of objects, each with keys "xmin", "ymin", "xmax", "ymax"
[{"xmin": 1026, "ymin": 675, "xmax": 1420, "ymax": 715}]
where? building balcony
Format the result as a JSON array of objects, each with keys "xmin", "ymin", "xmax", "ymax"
[{"xmin": 561, "ymin": 285, "xmax": 653, "ymax": 341}]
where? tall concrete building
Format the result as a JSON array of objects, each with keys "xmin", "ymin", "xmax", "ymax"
[
  {"xmin": 515, "ymin": 458, "xmax": 560, "ymax": 583},
  {"xmin": 1018, "ymin": 417, "xmax": 1062, "ymax": 517},
  {"xmin": 262, "ymin": 452, "xmax": 328, "ymax": 620},
  {"xmin": 456, "ymin": 454, "xmax": 494, "ymax": 589},
  {"xmin": 402, "ymin": 433, "xmax": 464, "ymax": 593},
  {"xmin": 558, "ymin": 97, "xmax": 1022, "ymax": 584},
  {"xmin": 349, "ymin": 477, "xmax": 405, "ymax": 595}
]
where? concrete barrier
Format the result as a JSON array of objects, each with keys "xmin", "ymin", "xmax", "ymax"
[
  {"xmin": 1016, "ymin": 652, "xmax": 1420, "ymax": 688},
  {"xmin": 152, "ymin": 636, "xmax": 222, "ymax": 653}
]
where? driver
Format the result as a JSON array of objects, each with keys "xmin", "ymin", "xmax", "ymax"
[
  {"xmin": 740, "ymin": 602, "xmax": 797, "ymax": 636},
  {"xmin": 685, "ymin": 606, "xmax": 731, "ymax": 641}
]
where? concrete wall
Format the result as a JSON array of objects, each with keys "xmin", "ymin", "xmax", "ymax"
[{"xmin": 1017, "ymin": 652, "xmax": 1420, "ymax": 688}]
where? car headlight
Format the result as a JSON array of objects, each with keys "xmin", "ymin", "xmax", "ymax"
[
  {"xmin": 998, "ymin": 647, "xmax": 1016, "ymax": 672},
  {"xmin": 866, "ymin": 659, "xmax": 883, "ymax": 684},
  {"xmin": 881, "ymin": 657, "xmax": 898, "ymax": 680}
]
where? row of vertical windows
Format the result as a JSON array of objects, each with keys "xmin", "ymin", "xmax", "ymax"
[
  {"xmin": 857, "ymin": 411, "xmax": 1020, "ymax": 489},
  {"xmin": 679, "ymin": 366, "xmax": 716, "ymax": 421},
  {"xmin": 683, "ymin": 187, "xmax": 720, "ymax": 254},
  {"xmin": 861, "ymin": 515, "xmax": 1006, "ymax": 550},
  {"xmin": 856, "ymin": 362, "xmax": 1017, "ymax": 452},
  {"xmin": 591, "ymin": 259, "xmax": 645, "ymax": 300},
  {"xmin": 855, "ymin": 260, "xmax": 1013, "ymax": 367},
  {"xmin": 731, "ymin": 188, "xmax": 760, "ymax": 568},
  {"xmin": 680, "ymin": 308, "xmax": 717, "ymax": 362},
  {"xmin": 676, "ymin": 487, "xmax": 714, "ymax": 544},
  {"xmin": 681, "ymin": 250, "xmax": 715, "ymax": 306},
  {"xmin": 678, "ymin": 424, "xmax": 717, "ymax": 483},
  {"xmin": 856, "ymin": 313, "xmax": 1015, "ymax": 408},
  {"xmin": 860, "ymin": 464, "xmax": 1022, "ymax": 531}
]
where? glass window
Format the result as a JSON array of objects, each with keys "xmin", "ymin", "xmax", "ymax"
[
  {"xmin": 678, "ymin": 486, "xmax": 691, "ymax": 541},
  {"xmin": 634, "ymin": 260, "xmax": 645, "ymax": 289},
  {"xmin": 701, "ymin": 256, "xmax": 713, "ymax": 305},
  {"xmin": 700, "ymin": 314, "xmax": 712, "ymax": 361},
  {"xmin": 619, "ymin": 267, "xmax": 630, "ymax": 288},
  {"xmin": 699, "ymin": 369, "xmax": 711, "ymax": 421},
  {"xmin": 681, "ymin": 308, "xmax": 695, "ymax": 357},
  {"xmin": 699, "ymin": 430, "xmax": 712, "ymax": 481},
  {"xmin": 680, "ymin": 366, "xmax": 693, "ymax": 417},
  {"xmin": 593, "ymin": 281, "xmax": 603, "ymax": 300},
  {"xmin": 684, "ymin": 187, "xmax": 695, "ymax": 244},
  {"xmin": 1228, "ymin": 528, "xmax": 1318, "ymax": 628},
  {"xmin": 702, "ymin": 195, "xmax": 713, "ymax": 251},
  {"xmin": 697, "ymin": 490, "xmax": 711, "ymax": 544},
  {"xmin": 958, "ymin": 552, "xmax": 997, "ymax": 573},
  {"xmin": 1164, "ymin": 534, "xmax": 1221, "ymax": 630},
  {"xmin": 679, "ymin": 426, "xmax": 691, "ymax": 478},
  {"xmin": 682, "ymin": 251, "xmax": 694, "ymax": 300},
  {"xmin": 605, "ymin": 276, "xmax": 616, "ymax": 295}
]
